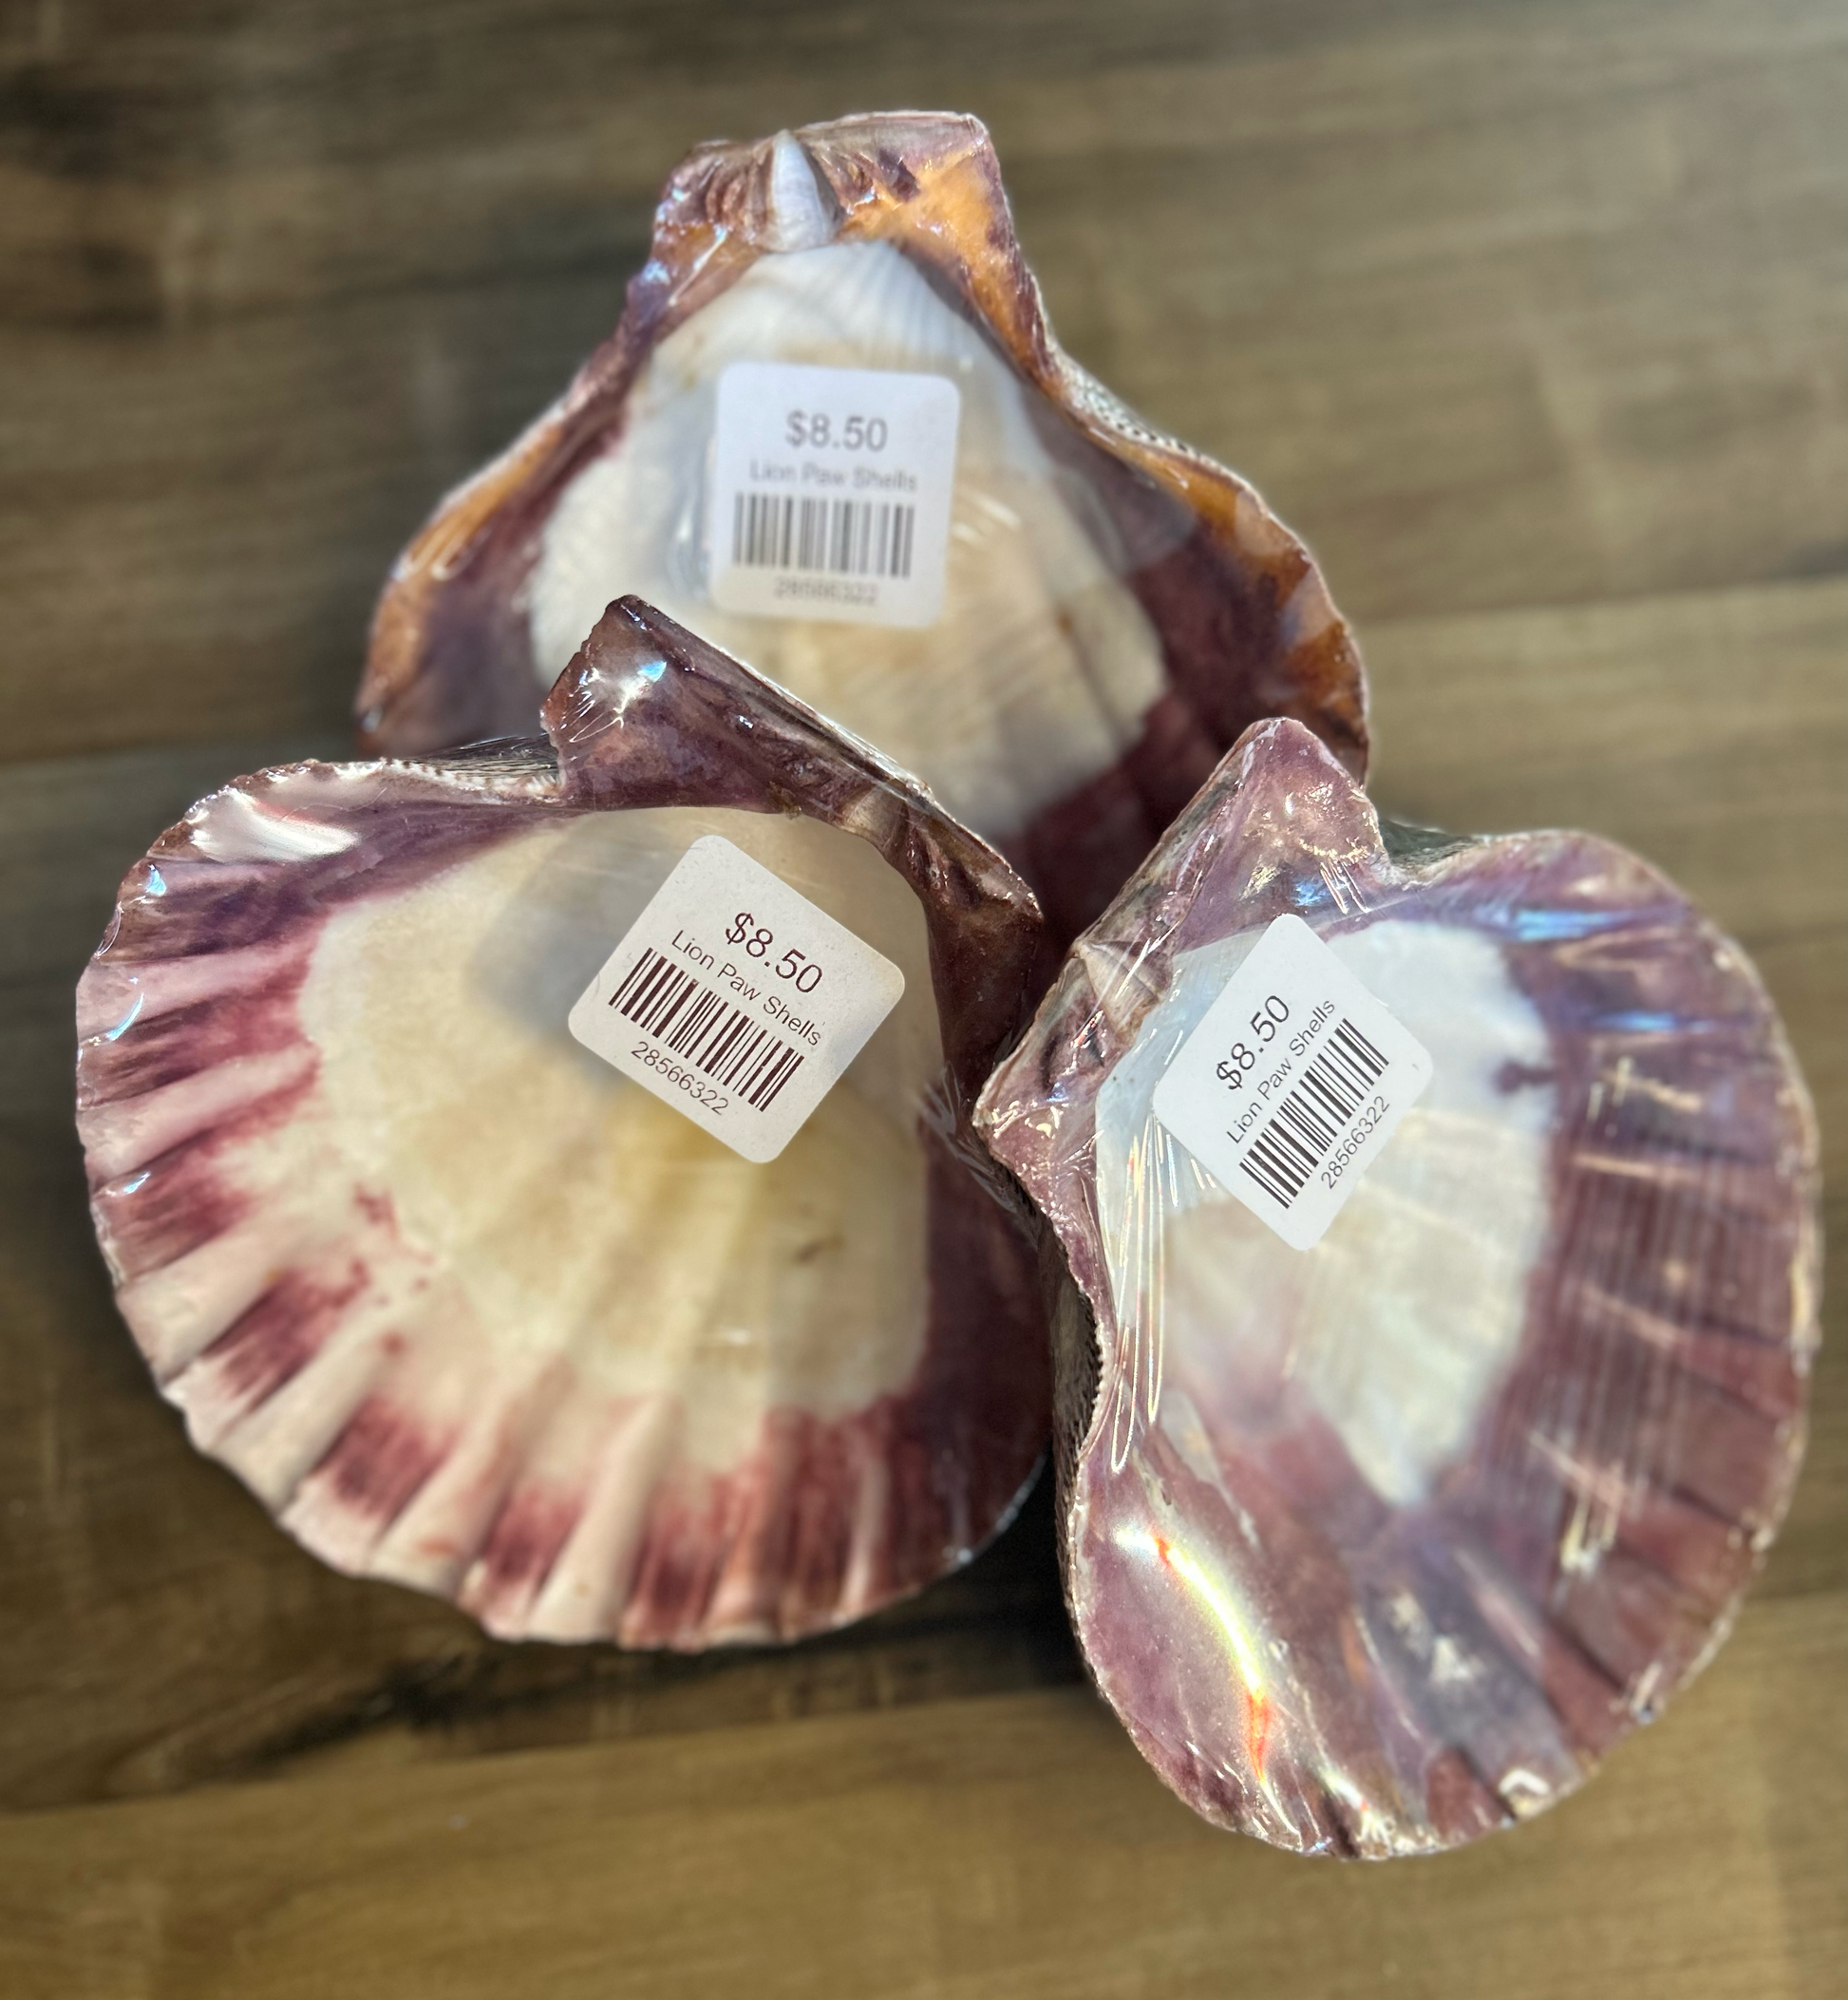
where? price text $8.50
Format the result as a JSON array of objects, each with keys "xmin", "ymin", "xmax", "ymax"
[{"xmin": 726, "ymin": 913, "xmax": 825, "ymax": 994}]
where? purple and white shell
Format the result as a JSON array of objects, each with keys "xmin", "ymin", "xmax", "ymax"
[
  {"xmin": 357, "ymin": 112, "xmax": 1368, "ymax": 942},
  {"xmin": 77, "ymin": 600, "xmax": 1053, "ymax": 1649},
  {"xmin": 976, "ymin": 719, "xmax": 1820, "ymax": 1856}
]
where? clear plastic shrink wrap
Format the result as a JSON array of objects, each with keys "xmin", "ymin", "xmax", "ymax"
[
  {"xmin": 76, "ymin": 600, "xmax": 1053, "ymax": 1648},
  {"xmin": 357, "ymin": 112, "xmax": 1367, "ymax": 940},
  {"xmin": 976, "ymin": 718, "xmax": 1820, "ymax": 1857}
]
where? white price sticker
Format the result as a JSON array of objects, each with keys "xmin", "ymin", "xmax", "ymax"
[
  {"xmin": 568, "ymin": 836, "xmax": 906, "ymax": 1163},
  {"xmin": 1151, "ymin": 915, "xmax": 1434, "ymax": 1251},
  {"xmin": 708, "ymin": 361, "xmax": 960, "ymax": 629}
]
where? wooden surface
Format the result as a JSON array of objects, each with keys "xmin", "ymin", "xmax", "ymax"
[{"xmin": 2, "ymin": 1, "xmax": 1843, "ymax": 1992}]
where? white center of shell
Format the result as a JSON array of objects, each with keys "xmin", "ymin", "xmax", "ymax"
[
  {"xmin": 528, "ymin": 239, "xmax": 1170, "ymax": 845},
  {"xmin": 1093, "ymin": 918, "xmax": 1556, "ymax": 1507},
  {"xmin": 293, "ymin": 807, "xmax": 939, "ymax": 1470}
]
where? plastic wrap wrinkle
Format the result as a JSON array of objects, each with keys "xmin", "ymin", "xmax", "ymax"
[
  {"xmin": 359, "ymin": 112, "xmax": 1367, "ymax": 943},
  {"xmin": 77, "ymin": 599, "xmax": 1052, "ymax": 1650},
  {"xmin": 975, "ymin": 718, "xmax": 1820, "ymax": 1857}
]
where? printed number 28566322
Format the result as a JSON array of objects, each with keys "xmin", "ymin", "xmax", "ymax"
[
  {"xmin": 1320, "ymin": 1094, "xmax": 1389, "ymax": 1189},
  {"xmin": 630, "ymin": 1042, "xmax": 730, "ymax": 1115}
]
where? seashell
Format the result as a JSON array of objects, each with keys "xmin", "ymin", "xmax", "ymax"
[
  {"xmin": 975, "ymin": 718, "xmax": 1819, "ymax": 1856},
  {"xmin": 357, "ymin": 112, "xmax": 1367, "ymax": 941},
  {"xmin": 77, "ymin": 599, "xmax": 1053, "ymax": 1649}
]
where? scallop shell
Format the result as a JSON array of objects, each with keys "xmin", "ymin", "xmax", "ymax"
[
  {"xmin": 357, "ymin": 112, "xmax": 1367, "ymax": 941},
  {"xmin": 78, "ymin": 599, "xmax": 1052, "ymax": 1648},
  {"xmin": 976, "ymin": 719, "xmax": 1820, "ymax": 1855}
]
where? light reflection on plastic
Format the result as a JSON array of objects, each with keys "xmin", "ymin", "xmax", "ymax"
[
  {"xmin": 1508, "ymin": 906, "xmax": 1624, "ymax": 942},
  {"xmin": 608, "ymin": 656, "xmax": 669, "ymax": 720},
  {"xmin": 1122, "ymin": 1523, "xmax": 1274, "ymax": 1785},
  {"xmin": 1318, "ymin": 1767, "xmax": 1386, "ymax": 1850},
  {"xmin": 144, "ymin": 868, "xmax": 167, "ymax": 898},
  {"xmin": 104, "ymin": 991, "xmax": 144, "ymax": 1040},
  {"xmin": 1498, "ymin": 1765, "xmax": 1552, "ymax": 1815}
]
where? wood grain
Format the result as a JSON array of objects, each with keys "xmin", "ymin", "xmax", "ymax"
[
  {"xmin": 2, "ymin": 0, "xmax": 1843, "ymax": 1991},
  {"xmin": 0, "ymin": 1596, "xmax": 1842, "ymax": 2000}
]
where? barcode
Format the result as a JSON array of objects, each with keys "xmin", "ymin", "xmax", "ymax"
[
  {"xmin": 607, "ymin": 949, "xmax": 804, "ymax": 1112},
  {"xmin": 1239, "ymin": 1018, "xmax": 1388, "ymax": 1210},
  {"xmin": 731, "ymin": 494, "xmax": 915, "ymax": 579}
]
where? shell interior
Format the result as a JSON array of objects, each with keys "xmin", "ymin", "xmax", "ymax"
[
  {"xmin": 83, "ymin": 791, "xmax": 1034, "ymax": 1649},
  {"xmin": 1094, "ymin": 921, "xmax": 1557, "ymax": 1512},
  {"xmin": 532, "ymin": 236, "xmax": 1174, "ymax": 850}
]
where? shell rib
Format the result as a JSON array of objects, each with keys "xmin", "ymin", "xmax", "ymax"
[
  {"xmin": 358, "ymin": 112, "xmax": 1367, "ymax": 941},
  {"xmin": 79, "ymin": 599, "xmax": 1052, "ymax": 1648},
  {"xmin": 976, "ymin": 719, "xmax": 1819, "ymax": 1856}
]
